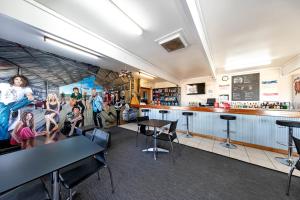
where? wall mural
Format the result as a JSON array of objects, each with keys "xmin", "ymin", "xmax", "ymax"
[{"xmin": 0, "ymin": 37, "xmax": 137, "ymax": 152}]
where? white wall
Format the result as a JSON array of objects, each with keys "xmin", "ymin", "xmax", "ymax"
[
  {"xmin": 153, "ymin": 81, "xmax": 177, "ymax": 88},
  {"xmin": 179, "ymin": 68, "xmax": 292, "ymax": 106}
]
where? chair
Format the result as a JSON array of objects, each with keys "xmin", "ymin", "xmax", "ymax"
[
  {"xmin": 286, "ymin": 136, "xmax": 300, "ymax": 195},
  {"xmin": 141, "ymin": 109, "xmax": 150, "ymax": 117},
  {"xmin": 59, "ymin": 130, "xmax": 114, "ymax": 200},
  {"xmin": 156, "ymin": 120, "xmax": 179, "ymax": 154},
  {"xmin": 182, "ymin": 112, "xmax": 193, "ymax": 138},
  {"xmin": 136, "ymin": 116, "xmax": 154, "ymax": 147},
  {"xmin": 276, "ymin": 120, "xmax": 300, "ymax": 166},
  {"xmin": 0, "ymin": 179, "xmax": 50, "ymax": 200},
  {"xmin": 220, "ymin": 115, "xmax": 237, "ymax": 149},
  {"xmin": 158, "ymin": 110, "xmax": 168, "ymax": 120}
]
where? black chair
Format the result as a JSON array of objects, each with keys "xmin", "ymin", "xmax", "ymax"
[
  {"xmin": 220, "ymin": 115, "xmax": 236, "ymax": 149},
  {"xmin": 159, "ymin": 110, "xmax": 168, "ymax": 120},
  {"xmin": 59, "ymin": 130, "xmax": 114, "ymax": 200},
  {"xmin": 156, "ymin": 120, "xmax": 179, "ymax": 154},
  {"xmin": 182, "ymin": 112, "xmax": 193, "ymax": 138},
  {"xmin": 286, "ymin": 136, "xmax": 300, "ymax": 195},
  {"xmin": 136, "ymin": 116, "xmax": 154, "ymax": 147},
  {"xmin": 0, "ymin": 179, "xmax": 50, "ymax": 200},
  {"xmin": 141, "ymin": 109, "xmax": 150, "ymax": 117},
  {"xmin": 276, "ymin": 120, "xmax": 300, "ymax": 166}
]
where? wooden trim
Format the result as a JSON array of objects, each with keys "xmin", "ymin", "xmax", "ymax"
[
  {"xmin": 177, "ymin": 130, "xmax": 299, "ymax": 157},
  {"xmin": 131, "ymin": 104, "xmax": 300, "ymax": 118}
]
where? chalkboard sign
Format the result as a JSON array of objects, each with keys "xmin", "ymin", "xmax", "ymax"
[{"xmin": 232, "ymin": 73, "xmax": 260, "ymax": 101}]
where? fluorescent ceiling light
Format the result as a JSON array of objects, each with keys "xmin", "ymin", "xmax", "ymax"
[
  {"xmin": 140, "ymin": 71, "xmax": 156, "ymax": 79},
  {"xmin": 80, "ymin": 0, "xmax": 143, "ymax": 35},
  {"xmin": 44, "ymin": 36, "xmax": 101, "ymax": 59},
  {"xmin": 224, "ymin": 52, "xmax": 271, "ymax": 70}
]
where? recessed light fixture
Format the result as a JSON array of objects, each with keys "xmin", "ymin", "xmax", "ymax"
[{"xmin": 44, "ymin": 36, "xmax": 102, "ymax": 59}]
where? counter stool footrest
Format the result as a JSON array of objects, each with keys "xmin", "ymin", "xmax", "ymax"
[
  {"xmin": 220, "ymin": 142, "xmax": 237, "ymax": 149},
  {"xmin": 275, "ymin": 157, "xmax": 294, "ymax": 166}
]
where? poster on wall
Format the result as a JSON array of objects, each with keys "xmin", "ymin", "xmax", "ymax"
[
  {"xmin": 261, "ymin": 80, "xmax": 279, "ymax": 101},
  {"xmin": 292, "ymin": 75, "xmax": 300, "ymax": 109}
]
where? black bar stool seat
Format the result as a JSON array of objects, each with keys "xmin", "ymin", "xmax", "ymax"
[
  {"xmin": 220, "ymin": 115, "xmax": 236, "ymax": 121},
  {"xmin": 275, "ymin": 120, "xmax": 300, "ymax": 166},
  {"xmin": 159, "ymin": 110, "xmax": 168, "ymax": 120},
  {"xmin": 220, "ymin": 114, "xmax": 236, "ymax": 149},
  {"xmin": 182, "ymin": 112, "xmax": 193, "ymax": 137},
  {"xmin": 182, "ymin": 112, "xmax": 193, "ymax": 116},
  {"xmin": 276, "ymin": 120, "xmax": 300, "ymax": 128}
]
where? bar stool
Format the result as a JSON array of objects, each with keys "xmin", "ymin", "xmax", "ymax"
[
  {"xmin": 182, "ymin": 112, "xmax": 193, "ymax": 138},
  {"xmin": 159, "ymin": 110, "xmax": 168, "ymax": 120},
  {"xmin": 141, "ymin": 109, "xmax": 150, "ymax": 117},
  {"xmin": 275, "ymin": 120, "xmax": 300, "ymax": 166},
  {"xmin": 220, "ymin": 115, "xmax": 236, "ymax": 149}
]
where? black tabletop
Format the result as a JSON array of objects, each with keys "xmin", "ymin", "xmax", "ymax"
[
  {"xmin": 0, "ymin": 136, "xmax": 104, "ymax": 194},
  {"xmin": 138, "ymin": 119, "xmax": 172, "ymax": 128}
]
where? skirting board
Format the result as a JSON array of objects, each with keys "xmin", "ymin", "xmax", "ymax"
[{"xmin": 177, "ymin": 130, "xmax": 299, "ymax": 157}]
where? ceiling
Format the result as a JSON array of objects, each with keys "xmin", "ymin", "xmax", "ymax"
[
  {"xmin": 33, "ymin": 0, "xmax": 211, "ymax": 80},
  {"xmin": 0, "ymin": 0, "xmax": 300, "ymax": 83},
  {"xmin": 198, "ymin": 0, "xmax": 300, "ymax": 72}
]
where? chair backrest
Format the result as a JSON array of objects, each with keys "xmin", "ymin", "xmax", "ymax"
[
  {"xmin": 92, "ymin": 129, "xmax": 110, "ymax": 150},
  {"xmin": 137, "ymin": 116, "xmax": 149, "ymax": 133},
  {"xmin": 169, "ymin": 120, "xmax": 178, "ymax": 140},
  {"xmin": 293, "ymin": 136, "xmax": 300, "ymax": 155}
]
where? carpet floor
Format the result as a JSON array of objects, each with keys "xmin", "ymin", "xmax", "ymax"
[{"xmin": 60, "ymin": 127, "xmax": 300, "ymax": 200}]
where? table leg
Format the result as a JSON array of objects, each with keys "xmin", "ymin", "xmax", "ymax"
[{"xmin": 52, "ymin": 170, "xmax": 60, "ymax": 200}]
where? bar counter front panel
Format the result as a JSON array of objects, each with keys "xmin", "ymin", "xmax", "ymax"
[{"xmin": 135, "ymin": 105, "xmax": 300, "ymax": 151}]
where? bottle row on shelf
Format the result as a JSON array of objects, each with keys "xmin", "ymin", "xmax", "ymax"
[
  {"xmin": 152, "ymin": 100, "xmax": 179, "ymax": 106},
  {"xmin": 229, "ymin": 101, "xmax": 290, "ymax": 109},
  {"xmin": 186, "ymin": 101, "xmax": 291, "ymax": 110}
]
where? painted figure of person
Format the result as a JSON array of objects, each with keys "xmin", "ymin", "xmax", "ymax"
[
  {"xmin": 44, "ymin": 93, "xmax": 60, "ymax": 135},
  {"xmin": 0, "ymin": 75, "xmax": 34, "ymax": 140},
  {"xmin": 10, "ymin": 111, "xmax": 44, "ymax": 149},
  {"xmin": 90, "ymin": 88, "xmax": 103, "ymax": 128},
  {"xmin": 293, "ymin": 77, "xmax": 300, "ymax": 109},
  {"xmin": 114, "ymin": 92, "xmax": 122, "ymax": 126},
  {"xmin": 70, "ymin": 87, "xmax": 85, "ymax": 114}
]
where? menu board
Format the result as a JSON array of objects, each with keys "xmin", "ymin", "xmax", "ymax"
[{"xmin": 232, "ymin": 73, "xmax": 260, "ymax": 101}]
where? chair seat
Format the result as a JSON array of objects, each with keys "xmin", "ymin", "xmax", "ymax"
[
  {"xmin": 182, "ymin": 112, "xmax": 193, "ymax": 116},
  {"xmin": 220, "ymin": 115, "xmax": 236, "ymax": 120},
  {"xmin": 0, "ymin": 179, "xmax": 50, "ymax": 200},
  {"xmin": 156, "ymin": 133, "xmax": 174, "ymax": 141},
  {"xmin": 60, "ymin": 157, "xmax": 105, "ymax": 189},
  {"xmin": 276, "ymin": 120, "xmax": 300, "ymax": 128}
]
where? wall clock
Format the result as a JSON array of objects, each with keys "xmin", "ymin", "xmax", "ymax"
[{"xmin": 222, "ymin": 75, "xmax": 229, "ymax": 81}]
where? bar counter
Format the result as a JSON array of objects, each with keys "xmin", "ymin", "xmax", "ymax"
[
  {"xmin": 131, "ymin": 104, "xmax": 300, "ymax": 118},
  {"xmin": 132, "ymin": 104, "xmax": 300, "ymax": 153}
]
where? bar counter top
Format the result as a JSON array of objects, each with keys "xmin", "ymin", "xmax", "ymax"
[{"xmin": 131, "ymin": 104, "xmax": 300, "ymax": 118}]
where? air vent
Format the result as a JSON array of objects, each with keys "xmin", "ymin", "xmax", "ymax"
[{"xmin": 155, "ymin": 29, "xmax": 188, "ymax": 52}]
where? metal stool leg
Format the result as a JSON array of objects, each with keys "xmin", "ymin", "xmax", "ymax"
[
  {"xmin": 220, "ymin": 120, "xmax": 236, "ymax": 149},
  {"xmin": 276, "ymin": 127, "xmax": 294, "ymax": 166},
  {"xmin": 185, "ymin": 115, "xmax": 193, "ymax": 138}
]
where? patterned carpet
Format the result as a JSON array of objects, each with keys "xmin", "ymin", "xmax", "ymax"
[{"xmin": 59, "ymin": 127, "xmax": 300, "ymax": 200}]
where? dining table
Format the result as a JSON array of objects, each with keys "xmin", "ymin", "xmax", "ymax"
[
  {"xmin": 0, "ymin": 135, "xmax": 104, "ymax": 200},
  {"xmin": 138, "ymin": 119, "xmax": 172, "ymax": 160}
]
